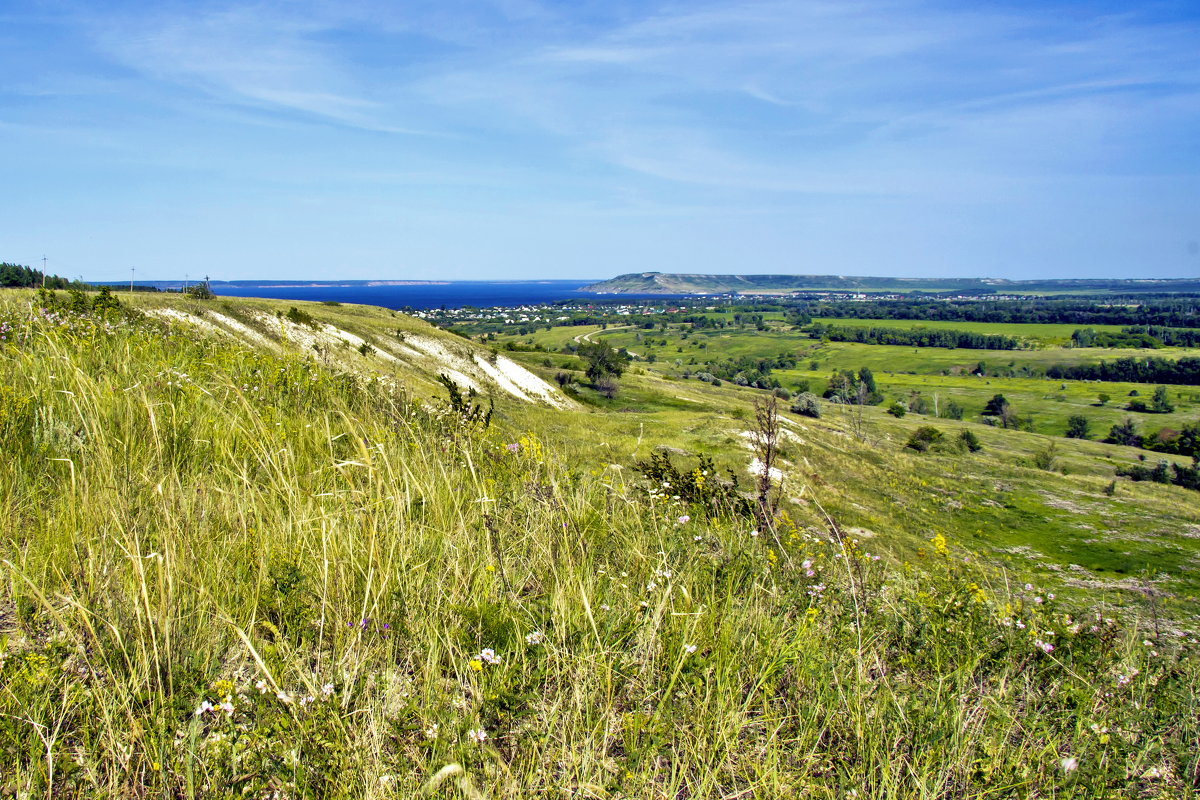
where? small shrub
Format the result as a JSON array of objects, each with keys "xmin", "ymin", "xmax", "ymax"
[
  {"xmin": 436, "ymin": 374, "xmax": 492, "ymax": 431},
  {"xmin": 959, "ymin": 429, "xmax": 982, "ymax": 452},
  {"xmin": 285, "ymin": 306, "xmax": 318, "ymax": 328},
  {"xmin": 1032, "ymin": 441, "xmax": 1059, "ymax": 471},
  {"xmin": 789, "ymin": 392, "xmax": 821, "ymax": 418},
  {"xmin": 633, "ymin": 451, "xmax": 751, "ymax": 519},
  {"xmin": 888, "ymin": 402, "xmax": 907, "ymax": 418},
  {"xmin": 595, "ymin": 375, "xmax": 619, "ymax": 398},
  {"xmin": 905, "ymin": 426, "xmax": 943, "ymax": 452}
]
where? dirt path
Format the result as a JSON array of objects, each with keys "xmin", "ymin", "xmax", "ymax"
[{"xmin": 573, "ymin": 325, "xmax": 640, "ymax": 357}]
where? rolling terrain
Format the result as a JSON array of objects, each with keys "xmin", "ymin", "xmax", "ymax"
[{"xmin": 1, "ymin": 288, "xmax": 1198, "ymax": 798}]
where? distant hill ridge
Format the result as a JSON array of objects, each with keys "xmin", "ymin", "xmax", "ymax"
[{"xmin": 581, "ymin": 271, "xmax": 1200, "ymax": 295}]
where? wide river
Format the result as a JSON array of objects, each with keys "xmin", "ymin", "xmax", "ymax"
[{"xmin": 207, "ymin": 280, "xmax": 682, "ymax": 310}]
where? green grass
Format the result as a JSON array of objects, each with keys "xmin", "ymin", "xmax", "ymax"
[
  {"xmin": 1, "ymin": 291, "xmax": 1198, "ymax": 798},
  {"xmin": 525, "ymin": 323, "xmax": 1200, "ymax": 435}
]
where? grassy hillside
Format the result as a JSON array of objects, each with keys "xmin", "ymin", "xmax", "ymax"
[{"xmin": 1, "ymin": 289, "xmax": 1198, "ymax": 798}]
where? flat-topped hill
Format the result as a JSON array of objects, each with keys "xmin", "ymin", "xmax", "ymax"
[{"xmin": 582, "ymin": 271, "xmax": 1200, "ymax": 295}]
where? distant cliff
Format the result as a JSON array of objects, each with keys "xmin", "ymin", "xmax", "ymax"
[{"xmin": 580, "ymin": 271, "xmax": 1200, "ymax": 295}]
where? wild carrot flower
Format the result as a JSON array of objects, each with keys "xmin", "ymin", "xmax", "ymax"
[
  {"xmin": 683, "ymin": 644, "xmax": 697, "ymax": 654},
  {"xmin": 424, "ymin": 724, "xmax": 439, "ymax": 740}
]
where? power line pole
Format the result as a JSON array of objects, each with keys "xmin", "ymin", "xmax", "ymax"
[
  {"xmin": 130, "ymin": 267, "xmax": 135, "ymax": 294},
  {"xmin": 41, "ymin": 255, "xmax": 47, "ymax": 289}
]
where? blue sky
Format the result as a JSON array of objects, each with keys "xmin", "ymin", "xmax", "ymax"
[{"xmin": 2, "ymin": 0, "xmax": 1198, "ymax": 281}]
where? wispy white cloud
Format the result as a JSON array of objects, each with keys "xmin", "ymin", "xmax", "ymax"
[
  {"xmin": 85, "ymin": 4, "xmax": 437, "ymax": 133},
  {"xmin": 406, "ymin": 0, "xmax": 1200, "ymax": 196},
  {"xmin": 4, "ymin": 0, "xmax": 1199, "ymax": 278}
]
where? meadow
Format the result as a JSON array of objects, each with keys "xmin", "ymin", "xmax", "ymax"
[
  {"xmin": 0, "ymin": 290, "xmax": 1198, "ymax": 798},
  {"xmin": 505, "ymin": 318, "xmax": 1200, "ymax": 438}
]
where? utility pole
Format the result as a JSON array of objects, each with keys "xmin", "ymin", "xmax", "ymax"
[
  {"xmin": 41, "ymin": 255, "xmax": 47, "ymax": 289},
  {"xmin": 184, "ymin": 273, "xmax": 188, "ymax": 292},
  {"xmin": 130, "ymin": 267, "xmax": 135, "ymax": 294}
]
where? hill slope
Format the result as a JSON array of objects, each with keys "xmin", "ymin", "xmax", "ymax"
[
  {"xmin": 131, "ymin": 292, "xmax": 573, "ymax": 409},
  {"xmin": 0, "ymin": 289, "xmax": 1197, "ymax": 798}
]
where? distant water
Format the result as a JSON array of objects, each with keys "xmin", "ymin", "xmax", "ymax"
[{"xmin": 199, "ymin": 281, "xmax": 684, "ymax": 310}]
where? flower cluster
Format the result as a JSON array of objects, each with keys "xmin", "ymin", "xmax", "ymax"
[{"xmin": 469, "ymin": 647, "xmax": 501, "ymax": 672}]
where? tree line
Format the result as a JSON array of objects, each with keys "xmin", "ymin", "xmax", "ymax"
[
  {"xmin": 787, "ymin": 296, "xmax": 1200, "ymax": 328},
  {"xmin": 807, "ymin": 323, "xmax": 1019, "ymax": 350},
  {"xmin": 1045, "ymin": 357, "xmax": 1200, "ymax": 385},
  {"xmin": 0, "ymin": 262, "xmax": 79, "ymax": 290},
  {"xmin": 1071, "ymin": 326, "xmax": 1200, "ymax": 349}
]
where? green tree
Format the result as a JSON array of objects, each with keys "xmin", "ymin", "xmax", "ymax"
[
  {"xmin": 1151, "ymin": 385, "xmax": 1174, "ymax": 414},
  {"xmin": 1065, "ymin": 415, "xmax": 1090, "ymax": 439},
  {"xmin": 857, "ymin": 366, "xmax": 882, "ymax": 404},
  {"xmin": 982, "ymin": 394, "xmax": 1008, "ymax": 416},
  {"xmin": 578, "ymin": 341, "xmax": 628, "ymax": 384},
  {"xmin": 1105, "ymin": 418, "xmax": 1140, "ymax": 447}
]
